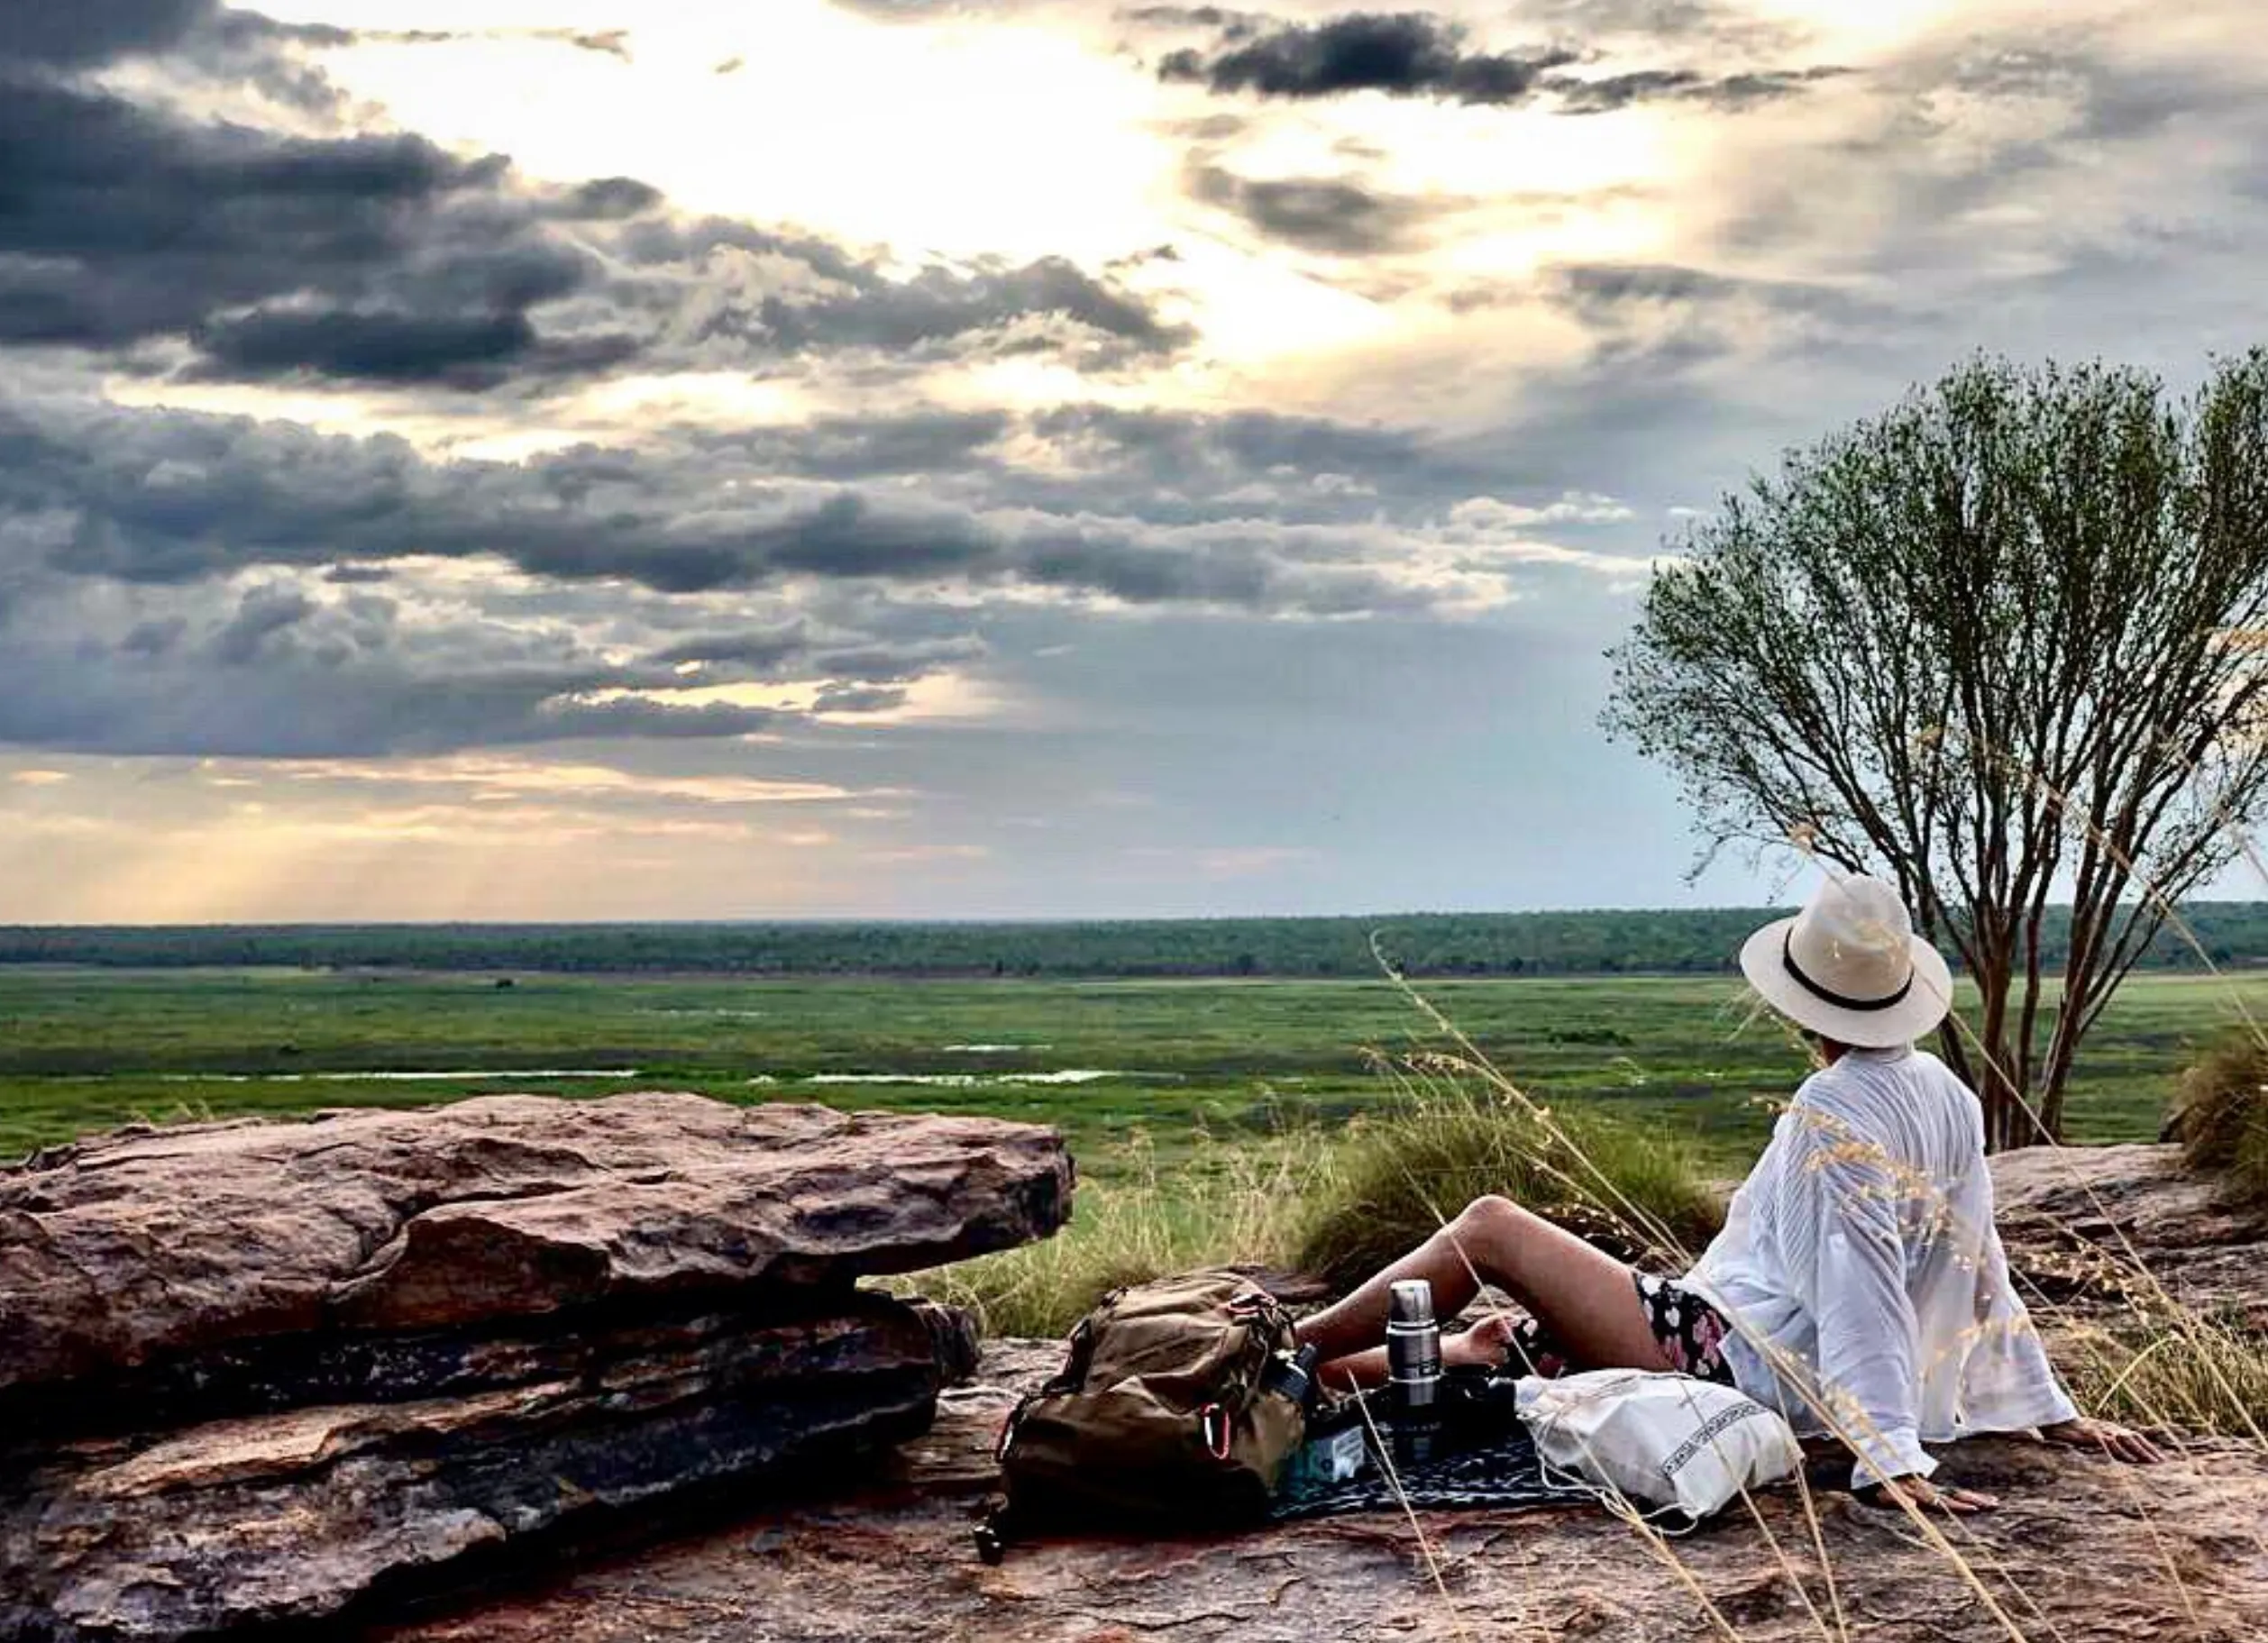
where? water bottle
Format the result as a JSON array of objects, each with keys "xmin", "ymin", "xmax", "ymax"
[{"xmin": 1385, "ymin": 1279, "xmax": 1443, "ymax": 1467}]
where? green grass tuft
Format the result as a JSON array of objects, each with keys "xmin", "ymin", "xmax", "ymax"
[
  {"xmin": 885, "ymin": 1131, "xmax": 1321, "ymax": 1338},
  {"xmin": 1288, "ymin": 1073, "xmax": 1725, "ymax": 1296},
  {"xmin": 2061, "ymin": 1311, "xmax": 2268, "ymax": 1440},
  {"xmin": 895, "ymin": 1073, "xmax": 1729, "ymax": 1338},
  {"xmin": 2168, "ymin": 1036, "xmax": 2268, "ymax": 1203}
]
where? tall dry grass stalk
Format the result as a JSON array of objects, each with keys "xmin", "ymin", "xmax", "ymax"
[
  {"xmin": 2167, "ymin": 1037, "xmax": 2268, "ymax": 1204},
  {"xmin": 894, "ymin": 723, "xmax": 2268, "ymax": 1639},
  {"xmin": 2060, "ymin": 1312, "xmax": 2268, "ymax": 1436}
]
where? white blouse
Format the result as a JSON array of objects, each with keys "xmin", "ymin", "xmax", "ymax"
[{"xmin": 1683, "ymin": 1045, "xmax": 2078, "ymax": 1488}]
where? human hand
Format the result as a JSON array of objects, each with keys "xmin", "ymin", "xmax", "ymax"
[
  {"xmin": 1443, "ymin": 1311, "xmax": 1522, "ymax": 1372},
  {"xmin": 1855, "ymin": 1475, "xmax": 1999, "ymax": 1514},
  {"xmin": 2040, "ymin": 1416, "xmax": 2164, "ymax": 1465}
]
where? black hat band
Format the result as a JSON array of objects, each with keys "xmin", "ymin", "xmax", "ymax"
[{"xmin": 1782, "ymin": 930, "xmax": 1914, "ymax": 1014}]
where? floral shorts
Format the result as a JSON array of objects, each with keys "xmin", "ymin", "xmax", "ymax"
[{"xmin": 1493, "ymin": 1271, "xmax": 1737, "ymax": 1385}]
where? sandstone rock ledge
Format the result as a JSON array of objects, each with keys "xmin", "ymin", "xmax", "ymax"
[
  {"xmin": 362, "ymin": 1144, "xmax": 2268, "ymax": 1643},
  {"xmin": 372, "ymin": 1337, "xmax": 2268, "ymax": 1643},
  {"xmin": 0, "ymin": 1095, "xmax": 1071, "ymax": 1642},
  {"xmin": 1991, "ymin": 1142, "xmax": 2268, "ymax": 1330},
  {"xmin": 0, "ymin": 1091, "xmax": 1071, "ymax": 1411}
]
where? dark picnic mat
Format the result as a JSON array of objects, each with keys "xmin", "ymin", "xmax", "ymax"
[{"xmin": 1268, "ymin": 1420, "xmax": 1596, "ymax": 1521}]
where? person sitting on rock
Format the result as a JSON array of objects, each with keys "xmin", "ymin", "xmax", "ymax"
[{"xmin": 1294, "ymin": 873, "xmax": 2162, "ymax": 1512}]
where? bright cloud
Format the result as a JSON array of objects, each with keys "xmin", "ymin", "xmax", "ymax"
[{"xmin": 5, "ymin": 0, "xmax": 2265, "ymax": 916}]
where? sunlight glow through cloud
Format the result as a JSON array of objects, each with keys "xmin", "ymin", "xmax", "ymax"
[{"xmin": 8, "ymin": 0, "xmax": 2267, "ymax": 916}]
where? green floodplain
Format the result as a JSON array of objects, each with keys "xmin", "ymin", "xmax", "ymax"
[{"xmin": 1, "ymin": 964, "xmax": 2255, "ymax": 1174}]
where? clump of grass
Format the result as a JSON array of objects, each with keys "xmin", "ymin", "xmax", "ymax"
[
  {"xmin": 899, "ymin": 1071, "xmax": 1728, "ymax": 1337},
  {"xmin": 889, "ymin": 1130, "xmax": 1324, "ymax": 1338},
  {"xmin": 2167, "ymin": 1036, "xmax": 2268, "ymax": 1203},
  {"xmin": 2059, "ymin": 1311, "xmax": 2268, "ymax": 1439},
  {"xmin": 1289, "ymin": 1073, "xmax": 1725, "ymax": 1295}
]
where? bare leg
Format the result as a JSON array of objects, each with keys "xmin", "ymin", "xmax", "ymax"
[{"xmin": 1295, "ymin": 1195, "xmax": 1670, "ymax": 1380}]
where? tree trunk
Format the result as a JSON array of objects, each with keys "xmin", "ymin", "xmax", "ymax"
[{"xmin": 1970, "ymin": 920, "xmax": 2031, "ymax": 1152}]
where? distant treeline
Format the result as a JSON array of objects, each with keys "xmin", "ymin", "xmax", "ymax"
[{"xmin": 6, "ymin": 905, "xmax": 2268, "ymax": 978}]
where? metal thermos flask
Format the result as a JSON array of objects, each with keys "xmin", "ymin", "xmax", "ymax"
[{"xmin": 1385, "ymin": 1279, "xmax": 1442, "ymax": 1466}]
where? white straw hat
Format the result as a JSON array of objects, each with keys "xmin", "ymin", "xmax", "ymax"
[{"xmin": 1737, "ymin": 874, "xmax": 1952, "ymax": 1048}]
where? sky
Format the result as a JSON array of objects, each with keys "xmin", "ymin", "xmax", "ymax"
[{"xmin": 5, "ymin": 0, "xmax": 2267, "ymax": 921}]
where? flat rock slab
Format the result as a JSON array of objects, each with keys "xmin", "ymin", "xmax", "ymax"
[
  {"xmin": 0, "ymin": 1293, "xmax": 956, "ymax": 1643},
  {"xmin": 370, "ymin": 1339, "xmax": 2268, "ymax": 1643},
  {"xmin": 1991, "ymin": 1143, "xmax": 2268, "ymax": 1328},
  {"xmin": 0, "ymin": 1094, "xmax": 1073, "ymax": 1400}
]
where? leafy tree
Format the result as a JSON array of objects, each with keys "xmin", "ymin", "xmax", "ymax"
[{"xmin": 1605, "ymin": 353, "xmax": 2268, "ymax": 1148}]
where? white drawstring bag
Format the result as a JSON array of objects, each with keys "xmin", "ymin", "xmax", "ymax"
[{"xmin": 1515, "ymin": 1370, "xmax": 1802, "ymax": 1522}]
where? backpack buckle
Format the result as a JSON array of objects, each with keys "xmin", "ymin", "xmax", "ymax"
[{"xmin": 1200, "ymin": 1403, "xmax": 1234, "ymax": 1462}]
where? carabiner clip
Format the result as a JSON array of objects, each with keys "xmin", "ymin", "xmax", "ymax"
[{"xmin": 1200, "ymin": 1403, "xmax": 1234, "ymax": 1462}]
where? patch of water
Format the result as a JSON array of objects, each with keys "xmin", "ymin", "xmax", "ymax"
[
  {"xmin": 789, "ymin": 1069, "xmax": 1174, "ymax": 1088},
  {"xmin": 807, "ymin": 1073, "xmax": 984, "ymax": 1088},
  {"xmin": 155, "ymin": 1069, "xmax": 643, "ymax": 1084},
  {"xmin": 942, "ymin": 1044, "xmax": 1052, "ymax": 1053}
]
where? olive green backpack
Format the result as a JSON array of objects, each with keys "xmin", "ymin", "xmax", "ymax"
[{"xmin": 979, "ymin": 1270, "xmax": 1310, "ymax": 1559}]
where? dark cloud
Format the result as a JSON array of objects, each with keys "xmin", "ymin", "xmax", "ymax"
[
  {"xmin": 212, "ymin": 585, "xmax": 316, "ymax": 665},
  {"xmin": 1704, "ymin": 34, "xmax": 2268, "ymax": 297},
  {"xmin": 1546, "ymin": 64, "xmax": 1850, "ymax": 113},
  {"xmin": 1515, "ymin": 0, "xmax": 1806, "ymax": 52},
  {"xmin": 812, "ymin": 683, "xmax": 910, "ymax": 714},
  {"xmin": 653, "ymin": 628, "xmax": 814, "ymax": 671},
  {"xmin": 1154, "ymin": 8, "xmax": 1848, "ymax": 113},
  {"xmin": 2, "ymin": 397, "xmax": 1485, "ymax": 616},
  {"xmin": 0, "ymin": 75, "xmax": 1185, "ymax": 388},
  {"xmin": 810, "ymin": 636, "xmax": 989, "ymax": 681},
  {"xmin": 0, "ymin": 386, "xmax": 1535, "ymax": 758},
  {"xmin": 0, "ymin": 5, "xmax": 1186, "ymax": 391},
  {"xmin": 0, "ymin": 0, "xmax": 312, "ymax": 70},
  {"xmin": 0, "ymin": 544, "xmax": 810, "ymax": 757},
  {"xmin": 1028, "ymin": 402, "xmax": 1444, "ymax": 497},
  {"xmin": 1548, "ymin": 260, "xmax": 1861, "ymax": 316},
  {"xmin": 122, "ymin": 616, "xmax": 187, "ymax": 656},
  {"xmin": 188, "ymin": 309, "xmax": 643, "ymax": 388},
  {"xmin": 660, "ymin": 243, "xmax": 1196, "ymax": 365},
  {"xmin": 1122, "ymin": 5, "xmax": 1267, "ymax": 33},
  {"xmin": 691, "ymin": 410, "xmax": 1015, "ymax": 480},
  {"xmin": 0, "ymin": 80, "xmax": 626, "ymax": 371},
  {"xmin": 0, "ymin": 1, "xmax": 352, "ymax": 114},
  {"xmin": 1157, "ymin": 13, "xmax": 1578, "ymax": 105},
  {"xmin": 1186, "ymin": 164, "xmax": 1440, "ymax": 255},
  {"xmin": 646, "ymin": 625, "xmax": 987, "ymax": 689}
]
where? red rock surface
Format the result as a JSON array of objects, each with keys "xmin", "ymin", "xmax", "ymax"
[
  {"xmin": 357, "ymin": 1145, "xmax": 2268, "ymax": 1643},
  {"xmin": 0, "ymin": 1092, "xmax": 1072, "ymax": 1392},
  {"xmin": 1990, "ymin": 1142, "xmax": 2268, "ymax": 1329},
  {"xmin": 370, "ymin": 1348, "xmax": 2268, "ymax": 1643},
  {"xmin": 0, "ymin": 1095, "xmax": 1070, "ymax": 1641}
]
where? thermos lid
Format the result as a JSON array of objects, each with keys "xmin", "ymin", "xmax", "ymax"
[{"xmin": 1387, "ymin": 1279, "xmax": 1435, "ymax": 1326}]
